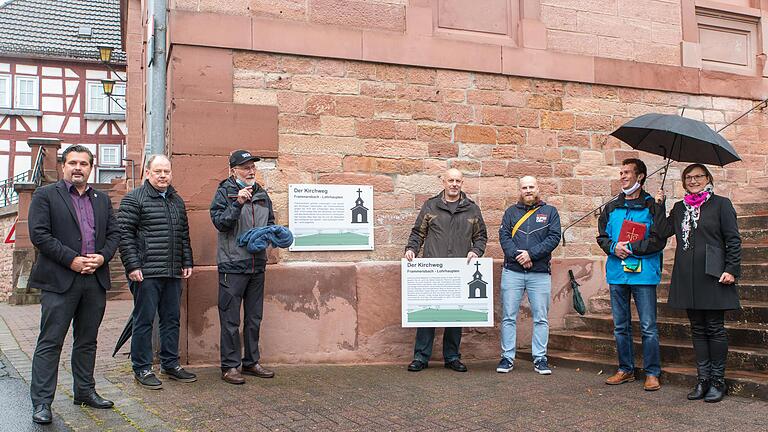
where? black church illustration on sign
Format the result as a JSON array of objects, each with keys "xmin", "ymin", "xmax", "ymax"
[
  {"xmin": 468, "ymin": 261, "xmax": 488, "ymax": 299},
  {"xmin": 350, "ymin": 188, "xmax": 369, "ymax": 224}
]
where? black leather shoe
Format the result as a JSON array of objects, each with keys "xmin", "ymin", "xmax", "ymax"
[
  {"xmin": 32, "ymin": 404, "xmax": 52, "ymax": 424},
  {"xmin": 73, "ymin": 391, "xmax": 114, "ymax": 409},
  {"xmin": 444, "ymin": 359, "xmax": 468, "ymax": 372},
  {"xmin": 407, "ymin": 360, "xmax": 428, "ymax": 372},
  {"xmin": 160, "ymin": 365, "xmax": 197, "ymax": 383},
  {"xmin": 687, "ymin": 378, "xmax": 710, "ymax": 400},
  {"xmin": 704, "ymin": 378, "xmax": 727, "ymax": 403},
  {"xmin": 134, "ymin": 369, "xmax": 163, "ymax": 389}
]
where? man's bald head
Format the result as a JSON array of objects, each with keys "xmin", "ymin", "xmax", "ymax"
[
  {"xmin": 519, "ymin": 175, "xmax": 540, "ymax": 206},
  {"xmin": 441, "ymin": 168, "xmax": 464, "ymax": 202}
]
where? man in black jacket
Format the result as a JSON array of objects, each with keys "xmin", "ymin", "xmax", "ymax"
[
  {"xmin": 496, "ymin": 176, "xmax": 561, "ymax": 375},
  {"xmin": 404, "ymin": 168, "xmax": 488, "ymax": 373},
  {"xmin": 119, "ymin": 154, "xmax": 195, "ymax": 389},
  {"xmin": 210, "ymin": 150, "xmax": 276, "ymax": 385},
  {"xmin": 28, "ymin": 145, "xmax": 120, "ymax": 424}
]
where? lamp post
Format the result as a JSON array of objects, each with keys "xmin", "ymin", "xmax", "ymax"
[
  {"xmin": 100, "ymin": 79, "xmax": 125, "ymax": 111},
  {"xmin": 96, "ymin": 45, "xmax": 126, "ymax": 82}
]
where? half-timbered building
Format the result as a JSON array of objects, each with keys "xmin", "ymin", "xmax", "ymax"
[{"xmin": 0, "ymin": 0, "xmax": 127, "ymax": 190}]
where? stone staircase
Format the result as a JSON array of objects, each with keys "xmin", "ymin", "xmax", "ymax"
[{"xmin": 545, "ymin": 190, "xmax": 768, "ymax": 400}]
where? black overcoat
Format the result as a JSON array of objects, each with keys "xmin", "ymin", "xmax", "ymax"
[{"xmin": 658, "ymin": 194, "xmax": 741, "ymax": 310}]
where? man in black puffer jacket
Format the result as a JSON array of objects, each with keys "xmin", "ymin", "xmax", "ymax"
[
  {"xmin": 119, "ymin": 154, "xmax": 196, "ymax": 390},
  {"xmin": 210, "ymin": 150, "xmax": 276, "ymax": 385}
]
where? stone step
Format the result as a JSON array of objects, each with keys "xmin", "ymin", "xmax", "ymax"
[
  {"xmin": 106, "ymin": 290, "xmax": 133, "ymax": 301},
  {"xmin": 589, "ymin": 295, "xmax": 768, "ymax": 324},
  {"xmin": 548, "ymin": 330, "xmax": 768, "ymax": 372},
  {"xmin": 738, "ymin": 214, "xmax": 768, "ymax": 231},
  {"xmin": 734, "ymin": 202, "xmax": 768, "ymax": 217},
  {"xmin": 529, "ymin": 348, "xmax": 768, "ymax": 400},
  {"xmin": 658, "ymin": 281, "xmax": 768, "ymax": 303},
  {"xmin": 565, "ymin": 314, "xmax": 768, "ymax": 350},
  {"xmin": 740, "ymin": 245, "xmax": 768, "ymax": 263},
  {"xmin": 663, "ymin": 262, "xmax": 768, "ymax": 280}
]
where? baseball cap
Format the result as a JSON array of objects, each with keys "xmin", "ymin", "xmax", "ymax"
[{"xmin": 229, "ymin": 150, "xmax": 260, "ymax": 168}]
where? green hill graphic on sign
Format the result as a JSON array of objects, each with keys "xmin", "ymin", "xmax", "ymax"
[
  {"xmin": 294, "ymin": 233, "xmax": 369, "ymax": 246},
  {"xmin": 407, "ymin": 308, "xmax": 488, "ymax": 323}
]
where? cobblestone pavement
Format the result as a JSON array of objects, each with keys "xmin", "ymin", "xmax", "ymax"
[{"xmin": 2, "ymin": 301, "xmax": 767, "ymax": 431}]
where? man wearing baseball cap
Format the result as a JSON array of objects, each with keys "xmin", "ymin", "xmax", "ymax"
[{"xmin": 210, "ymin": 150, "xmax": 276, "ymax": 384}]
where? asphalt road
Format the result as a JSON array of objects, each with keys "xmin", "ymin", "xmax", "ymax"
[{"xmin": 0, "ymin": 351, "xmax": 70, "ymax": 431}]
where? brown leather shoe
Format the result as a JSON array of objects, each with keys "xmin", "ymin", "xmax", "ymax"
[
  {"xmin": 605, "ymin": 370, "xmax": 635, "ymax": 385},
  {"xmin": 242, "ymin": 363, "xmax": 275, "ymax": 378},
  {"xmin": 644, "ymin": 375, "xmax": 661, "ymax": 391},
  {"xmin": 222, "ymin": 368, "xmax": 245, "ymax": 385}
]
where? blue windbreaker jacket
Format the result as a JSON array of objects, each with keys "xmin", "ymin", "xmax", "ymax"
[{"xmin": 596, "ymin": 191, "xmax": 667, "ymax": 285}]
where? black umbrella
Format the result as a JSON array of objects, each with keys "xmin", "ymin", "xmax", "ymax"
[
  {"xmin": 112, "ymin": 315, "xmax": 133, "ymax": 357},
  {"xmin": 610, "ymin": 113, "xmax": 741, "ymax": 188}
]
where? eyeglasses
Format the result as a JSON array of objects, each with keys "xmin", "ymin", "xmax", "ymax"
[
  {"xmin": 684, "ymin": 174, "xmax": 707, "ymax": 182},
  {"xmin": 234, "ymin": 165, "xmax": 257, "ymax": 172}
]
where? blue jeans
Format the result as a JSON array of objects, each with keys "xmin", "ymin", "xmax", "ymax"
[
  {"xmin": 609, "ymin": 284, "xmax": 661, "ymax": 377},
  {"xmin": 130, "ymin": 278, "xmax": 182, "ymax": 373},
  {"xmin": 500, "ymin": 269, "xmax": 551, "ymax": 362}
]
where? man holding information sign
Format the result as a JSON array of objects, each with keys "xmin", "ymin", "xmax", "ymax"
[
  {"xmin": 596, "ymin": 158, "xmax": 668, "ymax": 391},
  {"xmin": 404, "ymin": 168, "xmax": 487, "ymax": 373},
  {"xmin": 497, "ymin": 176, "xmax": 561, "ymax": 375}
]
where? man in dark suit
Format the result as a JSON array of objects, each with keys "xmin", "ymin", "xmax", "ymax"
[{"xmin": 28, "ymin": 145, "xmax": 120, "ymax": 424}]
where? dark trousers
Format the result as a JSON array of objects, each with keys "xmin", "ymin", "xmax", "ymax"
[
  {"xmin": 30, "ymin": 275, "xmax": 105, "ymax": 406},
  {"xmin": 130, "ymin": 278, "xmax": 181, "ymax": 373},
  {"xmin": 687, "ymin": 309, "xmax": 728, "ymax": 379},
  {"xmin": 219, "ymin": 272, "xmax": 265, "ymax": 369},
  {"xmin": 413, "ymin": 327, "xmax": 462, "ymax": 363}
]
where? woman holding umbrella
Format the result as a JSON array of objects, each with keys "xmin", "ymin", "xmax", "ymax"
[{"xmin": 656, "ymin": 163, "xmax": 741, "ymax": 403}]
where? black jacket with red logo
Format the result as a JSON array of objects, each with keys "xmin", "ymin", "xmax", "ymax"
[{"xmin": 499, "ymin": 200, "xmax": 561, "ymax": 273}]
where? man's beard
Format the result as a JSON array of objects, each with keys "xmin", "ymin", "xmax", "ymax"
[{"xmin": 521, "ymin": 194, "xmax": 539, "ymax": 205}]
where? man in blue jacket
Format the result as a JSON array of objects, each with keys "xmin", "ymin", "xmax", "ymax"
[
  {"xmin": 210, "ymin": 150, "xmax": 276, "ymax": 385},
  {"xmin": 497, "ymin": 176, "xmax": 561, "ymax": 375},
  {"xmin": 596, "ymin": 158, "xmax": 668, "ymax": 391}
]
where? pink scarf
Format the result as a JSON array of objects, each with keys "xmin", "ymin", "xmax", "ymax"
[
  {"xmin": 683, "ymin": 190, "xmax": 710, "ymax": 208},
  {"xmin": 681, "ymin": 184, "xmax": 714, "ymax": 250}
]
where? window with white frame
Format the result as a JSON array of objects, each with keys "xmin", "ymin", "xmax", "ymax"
[
  {"xmin": 86, "ymin": 81, "xmax": 126, "ymax": 115},
  {"xmin": 99, "ymin": 145, "xmax": 121, "ymax": 166},
  {"xmin": 0, "ymin": 74, "xmax": 10, "ymax": 108},
  {"xmin": 86, "ymin": 82, "xmax": 107, "ymax": 114},
  {"xmin": 14, "ymin": 75, "xmax": 38, "ymax": 109},
  {"xmin": 110, "ymin": 83, "xmax": 126, "ymax": 114}
]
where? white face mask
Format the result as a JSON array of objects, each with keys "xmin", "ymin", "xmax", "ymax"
[{"xmin": 622, "ymin": 181, "xmax": 641, "ymax": 196}]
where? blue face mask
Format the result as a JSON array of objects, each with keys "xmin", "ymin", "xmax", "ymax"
[{"xmin": 235, "ymin": 179, "xmax": 247, "ymax": 188}]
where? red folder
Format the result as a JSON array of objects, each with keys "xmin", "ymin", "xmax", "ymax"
[{"xmin": 619, "ymin": 220, "xmax": 646, "ymax": 243}]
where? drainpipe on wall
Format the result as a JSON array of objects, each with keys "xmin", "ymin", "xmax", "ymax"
[{"xmin": 146, "ymin": 0, "xmax": 167, "ymax": 155}]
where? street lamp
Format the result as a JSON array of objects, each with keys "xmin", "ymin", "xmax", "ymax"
[
  {"xmin": 95, "ymin": 46, "xmax": 126, "ymax": 82},
  {"xmin": 101, "ymin": 79, "xmax": 125, "ymax": 111},
  {"xmin": 97, "ymin": 45, "xmax": 113, "ymax": 63}
]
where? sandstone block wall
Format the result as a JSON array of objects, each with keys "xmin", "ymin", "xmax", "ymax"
[
  {"xmin": 164, "ymin": 46, "xmax": 767, "ymax": 364},
  {"xmin": 0, "ymin": 211, "xmax": 15, "ymax": 301},
  {"xmin": 227, "ymin": 51, "xmax": 766, "ymax": 264}
]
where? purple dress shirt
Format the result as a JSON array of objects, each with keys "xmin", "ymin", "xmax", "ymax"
[{"xmin": 64, "ymin": 181, "xmax": 96, "ymax": 255}]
